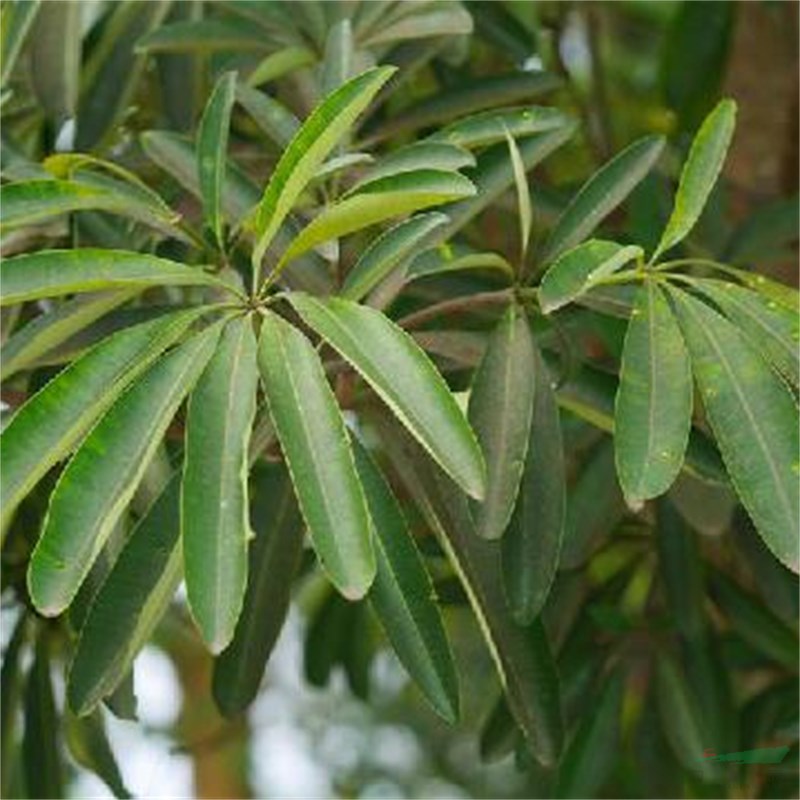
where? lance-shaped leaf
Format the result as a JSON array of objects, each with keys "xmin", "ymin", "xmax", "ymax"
[
  {"xmin": 257, "ymin": 311, "xmax": 375, "ymax": 599},
  {"xmin": 235, "ymin": 83, "xmax": 299, "ymax": 149},
  {"xmin": 356, "ymin": 142, "xmax": 475, "ymax": 187},
  {"xmin": 538, "ymin": 240, "xmax": 642, "ymax": 314},
  {"xmin": 479, "ymin": 695, "xmax": 518, "ymax": 763},
  {"xmin": 505, "ymin": 129, "xmax": 532, "ymax": 258},
  {"xmin": 68, "ymin": 476, "xmax": 183, "ymax": 715},
  {"xmin": 0, "ymin": 309, "xmax": 206, "ymax": 528},
  {"xmin": 652, "ymin": 99, "xmax": 737, "ymax": 261},
  {"xmin": 321, "ymin": 19, "xmax": 353, "ymax": 96},
  {"xmin": 427, "ymin": 106, "xmax": 570, "ymax": 150},
  {"xmin": 65, "ymin": 709, "xmax": 131, "ymax": 799},
  {"xmin": 0, "ymin": 249, "xmax": 236, "ymax": 307},
  {"xmin": 0, "ymin": 290, "xmax": 137, "ymax": 380},
  {"xmin": 352, "ymin": 439, "xmax": 459, "ymax": 723},
  {"xmin": 1, "ymin": 0, "xmax": 40, "ymax": 86},
  {"xmin": 273, "ymin": 170, "xmax": 475, "ymax": 276},
  {"xmin": 136, "ymin": 19, "xmax": 269, "ymax": 53},
  {"xmin": 557, "ymin": 668, "xmax": 625, "ymax": 798},
  {"xmin": 361, "ymin": 3, "xmax": 472, "ymax": 47},
  {"xmin": 540, "ymin": 135, "xmax": 665, "ymax": 265},
  {"xmin": 28, "ymin": 323, "xmax": 222, "ymax": 616},
  {"xmin": 408, "ymin": 244, "xmax": 513, "ymax": 281},
  {"xmin": 23, "ymin": 638, "xmax": 63, "ymax": 799},
  {"xmin": 341, "ymin": 212, "xmax": 448, "ymax": 301},
  {"xmin": 246, "ymin": 45, "xmax": 316, "ymax": 87},
  {"xmin": 213, "ymin": 463, "xmax": 303, "ymax": 717},
  {"xmin": 614, "ymin": 282, "xmax": 692, "ymax": 506},
  {"xmin": 289, "ymin": 294, "xmax": 486, "ymax": 500},
  {"xmin": 468, "ymin": 306, "xmax": 536, "ymax": 539},
  {"xmin": 669, "ymin": 288, "xmax": 799, "ymax": 573},
  {"xmin": 375, "ymin": 415, "xmax": 563, "ymax": 766},
  {"xmin": 183, "ymin": 316, "xmax": 258, "ymax": 653},
  {"xmin": 197, "ymin": 71, "xmax": 237, "ymax": 248},
  {"xmin": 502, "ymin": 345, "xmax": 565, "ymax": 623},
  {"xmin": 0, "ymin": 179, "xmax": 184, "ymax": 239},
  {"xmin": 694, "ymin": 279, "xmax": 799, "ymax": 387},
  {"xmin": 250, "ymin": 66, "xmax": 396, "ymax": 268}
]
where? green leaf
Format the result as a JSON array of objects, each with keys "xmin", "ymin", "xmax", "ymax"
[
  {"xmin": 0, "ymin": 248, "xmax": 235, "ymax": 306},
  {"xmin": 361, "ymin": 4, "xmax": 472, "ymax": 47},
  {"xmin": 376, "ymin": 417, "xmax": 563, "ymax": 766},
  {"xmin": 235, "ymin": 83, "xmax": 300, "ymax": 149},
  {"xmin": 212, "ymin": 463, "xmax": 303, "ymax": 717},
  {"xmin": 274, "ymin": 169, "xmax": 475, "ymax": 277},
  {"xmin": 246, "ymin": 45, "xmax": 316, "ymax": 87},
  {"xmin": 408, "ymin": 244, "xmax": 513, "ymax": 281},
  {"xmin": 352, "ymin": 439, "xmax": 459, "ymax": 723},
  {"xmin": 538, "ymin": 240, "xmax": 642, "ymax": 314},
  {"xmin": 614, "ymin": 282, "xmax": 692, "ymax": 506},
  {"xmin": 0, "ymin": 290, "xmax": 137, "ymax": 381},
  {"xmin": 183, "ymin": 315, "xmax": 258, "ymax": 654},
  {"xmin": 668, "ymin": 287, "xmax": 799, "ymax": 573},
  {"xmin": 724, "ymin": 195, "xmax": 800, "ymax": 267},
  {"xmin": 479, "ymin": 695, "xmax": 518, "ymax": 763},
  {"xmin": 321, "ymin": 19, "xmax": 353, "ymax": 97},
  {"xmin": 652, "ymin": 99, "xmax": 737, "ymax": 261},
  {"xmin": 505, "ymin": 128, "xmax": 532, "ymax": 258},
  {"xmin": 250, "ymin": 66, "xmax": 396, "ymax": 269},
  {"xmin": 0, "ymin": 309, "xmax": 206, "ymax": 529},
  {"xmin": 65, "ymin": 709, "xmax": 131, "ymax": 799},
  {"xmin": 0, "ymin": 0, "xmax": 40, "ymax": 86},
  {"xmin": 257, "ymin": 310, "xmax": 375, "ymax": 599},
  {"xmin": 0, "ymin": 179, "xmax": 184, "ymax": 239},
  {"xmin": 540, "ymin": 135, "xmax": 665, "ymax": 265},
  {"xmin": 289, "ymin": 294, "xmax": 486, "ymax": 500},
  {"xmin": 502, "ymin": 344, "xmax": 565, "ymax": 624},
  {"xmin": 197, "ymin": 71, "xmax": 237, "ymax": 248},
  {"xmin": 342, "ymin": 212, "xmax": 449, "ymax": 301},
  {"xmin": 29, "ymin": 0, "xmax": 80, "ymax": 123},
  {"xmin": 427, "ymin": 106, "xmax": 570, "ymax": 150},
  {"xmin": 694, "ymin": 279, "xmax": 799, "ymax": 387},
  {"xmin": 23, "ymin": 637, "xmax": 63, "ymax": 799},
  {"xmin": 68, "ymin": 475, "xmax": 183, "ymax": 715},
  {"xmin": 28, "ymin": 323, "xmax": 222, "ymax": 616},
  {"xmin": 356, "ymin": 141, "xmax": 475, "ymax": 187},
  {"xmin": 468, "ymin": 305, "xmax": 536, "ymax": 539},
  {"xmin": 136, "ymin": 19, "xmax": 269, "ymax": 53},
  {"xmin": 1, "ymin": 613, "xmax": 29, "ymax": 798},
  {"xmin": 557, "ymin": 669, "xmax": 625, "ymax": 798},
  {"xmin": 313, "ymin": 152, "xmax": 374, "ymax": 183}
]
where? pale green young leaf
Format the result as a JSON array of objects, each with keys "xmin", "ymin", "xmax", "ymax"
[
  {"xmin": 614, "ymin": 282, "xmax": 693, "ymax": 506},
  {"xmin": 540, "ymin": 135, "xmax": 665, "ymax": 265},
  {"xmin": 652, "ymin": 99, "xmax": 737, "ymax": 261},
  {"xmin": 0, "ymin": 309, "xmax": 207, "ymax": 529},
  {"xmin": 250, "ymin": 66, "xmax": 396, "ymax": 269},
  {"xmin": 538, "ymin": 239, "xmax": 642, "ymax": 314},
  {"xmin": 257, "ymin": 311, "xmax": 375, "ymax": 599},
  {"xmin": 28, "ymin": 323, "xmax": 222, "ymax": 616},
  {"xmin": 668, "ymin": 287, "xmax": 799, "ymax": 573},
  {"xmin": 0, "ymin": 249, "xmax": 237, "ymax": 306},
  {"xmin": 342, "ymin": 212, "xmax": 449, "ymax": 301},
  {"xmin": 504, "ymin": 129, "xmax": 532, "ymax": 258},
  {"xmin": 197, "ymin": 71, "xmax": 237, "ymax": 248},
  {"xmin": 246, "ymin": 45, "xmax": 316, "ymax": 87},
  {"xmin": 352, "ymin": 439, "xmax": 459, "ymax": 723},
  {"xmin": 468, "ymin": 305, "xmax": 536, "ymax": 540},
  {"xmin": 288, "ymin": 294, "xmax": 486, "ymax": 500},
  {"xmin": 183, "ymin": 316, "xmax": 259, "ymax": 654}
]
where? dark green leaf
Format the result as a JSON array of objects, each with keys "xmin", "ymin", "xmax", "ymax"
[
  {"xmin": 1, "ymin": 613, "xmax": 29, "ymax": 798},
  {"xmin": 357, "ymin": 142, "xmax": 475, "ymax": 186},
  {"xmin": 136, "ymin": 18, "xmax": 268, "ymax": 53},
  {"xmin": 479, "ymin": 695, "xmax": 518, "ymax": 763}
]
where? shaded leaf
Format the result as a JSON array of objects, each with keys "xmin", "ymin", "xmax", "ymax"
[
  {"xmin": 136, "ymin": 19, "xmax": 268, "ymax": 53},
  {"xmin": 235, "ymin": 83, "xmax": 300, "ymax": 149},
  {"xmin": 0, "ymin": 0, "xmax": 40, "ymax": 86},
  {"xmin": 408, "ymin": 243, "xmax": 513, "ymax": 280},
  {"xmin": 0, "ymin": 613, "xmax": 29, "ymax": 798}
]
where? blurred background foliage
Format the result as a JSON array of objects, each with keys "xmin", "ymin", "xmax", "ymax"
[{"xmin": 0, "ymin": 1, "xmax": 797, "ymax": 798}]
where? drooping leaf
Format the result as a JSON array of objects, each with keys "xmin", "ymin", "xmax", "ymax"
[
  {"xmin": 289, "ymin": 294, "xmax": 486, "ymax": 500},
  {"xmin": 652, "ymin": 99, "xmax": 737, "ymax": 261},
  {"xmin": 197, "ymin": 70, "xmax": 237, "ymax": 248},
  {"xmin": 427, "ymin": 106, "xmax": 570, "ymax": 150},
  {"xmin": 183, "ymin": 315, "xmax": 258, "ymax": 653},
  {"xmin": 65, "ymin": 709, "xmax": 131, "ymax": 799},
  {"xmin": 468, "ymin": 305, "xmax": 536, "ymax": 539},
  {"xmin": 235, "ymin": 83, "xmax": 300, "ymax": 149},
  {"xmin": 68, "ymin": 476, "xmax": 182, "ymax": 716},
  {"xmin": 341, "ymin": 212, "xmax": 449, "ymax": 301},
  {"xmin": 352, "ymin": 439, "xmax": 459, "ymax": 723},
  {"xmin": 502, "ymin": 345, "xmax": 565, "ymax": 623},
  {"xmin": 0, "ymin": 309, "xmax": 206, "ymax": 529},
  {"xmin": 614, "ymin": 281, "xmax": 692, "ymax": 506},
  {"xmin": 0, "ymin": 290, "xmax": 137, "ymax": 380},
  {"xmin": 0, "ymin": 249, "xmax": 236, "ymax": 306},
  {"xmin": 356, "ymin": 141, "xmax": 475, "ymax": 187},
  {"xmin": 257, "ymin": 310, "xmax": 375, "ymax": 599},
  {"xmin": 28, "ymin": 323, "xmax": 222, "ymax": 616},
  {"xmin": 250, "ymin": 66, "xmax": 396, "ymax": 268},
  {"xmin": 273, "ymin": 170, "xmax": 475, "ymax": 277},
  {"xmin": 540, "ymin": 135, "xmax": 665, "ymax": 265},
  {"xmin": 668, "ymin": 287, "xmax": 799, "ymax": 573},
  {"xmin": 538, "ymin": 240, "xmax": 642, "ymax": 314},
  {"xmin": 212, "ymin": 463, "xmax": 303, "ymax": 717}
]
